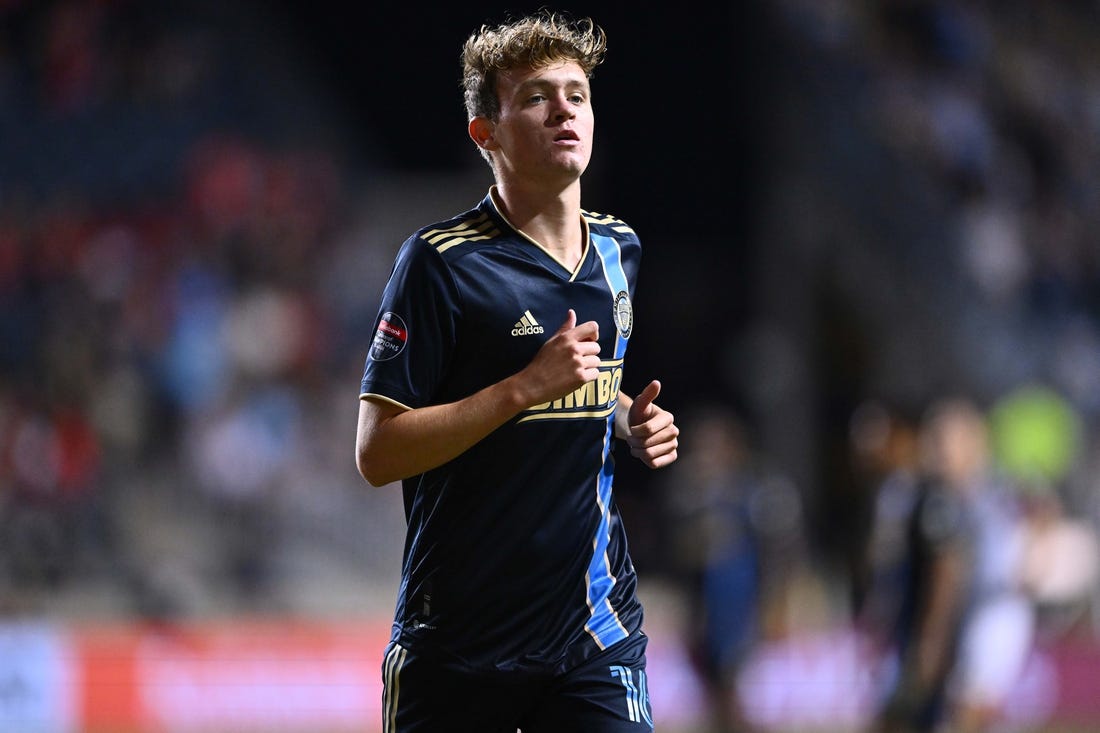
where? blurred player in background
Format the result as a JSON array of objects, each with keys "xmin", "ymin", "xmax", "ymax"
[
  {"xmin": 661, "ymin": 405, "xmax": 765, "ymax": 733},
  {"xmin": 873, "ymin": 398, "xmax": 1032, "ymax": 733},
  {"xmin": 355, "ymin": 10, "xmax": 679, "ymax": 732}
]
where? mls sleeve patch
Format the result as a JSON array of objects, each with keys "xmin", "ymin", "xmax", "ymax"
[{"xmin": 370, "ymin": 312, "xmax": 409, "ymax": 362}]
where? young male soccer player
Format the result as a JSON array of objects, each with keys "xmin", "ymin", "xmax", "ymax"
[{"xmin": 356, "ymin": 11, "xmax": 679, "ymax": 731}]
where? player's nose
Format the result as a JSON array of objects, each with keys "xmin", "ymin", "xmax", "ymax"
[{"xmin": 549, "ymin": 94, "xmax": 576, "ymax": 121}]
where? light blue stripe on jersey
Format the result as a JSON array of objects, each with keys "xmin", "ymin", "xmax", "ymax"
[
  {"xmin": 584, "ymin": 234, "xmax": 632, "ymax": 649},
  {"xmin": 592, "ymin": 234, "xmax": 630, "ymax": 361}
]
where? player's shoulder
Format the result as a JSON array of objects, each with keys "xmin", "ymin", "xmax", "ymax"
[
  {"xmin": 409, "ymin": 201, "xmax": 504, "ymax": 260},
  {"xmin": 582, "ymin": 208, "xmax": 639, "ymax": 242}
]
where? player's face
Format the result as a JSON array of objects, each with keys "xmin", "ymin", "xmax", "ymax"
[{"xmin": 491, "ymin": 61, "xmax": 594, "ymax": 185}]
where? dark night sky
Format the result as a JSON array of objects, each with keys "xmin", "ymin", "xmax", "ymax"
[{"xmin": 272, "ymin": 3, "xmax": 766, "ymax": 224}]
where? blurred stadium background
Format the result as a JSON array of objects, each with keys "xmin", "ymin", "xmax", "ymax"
[{"xmin": 3, "ymin": 1, "xmax": 1100, "ymax": 731}]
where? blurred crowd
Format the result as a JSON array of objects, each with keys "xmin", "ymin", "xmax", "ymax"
[
  {"xmin": 662, "ymin": 391, "xmax": 1099, "ymax": 733},
  {"xmin": 0, "ymin": 0, "xmax": 401, "ymax": 619},
  {"xmin": 3, "ymin": 1, "xmax": 1100, "ymax": 732},
  {"xmin": 654, "ymin": 1, "xmax": 1100, "ymax": 731}
]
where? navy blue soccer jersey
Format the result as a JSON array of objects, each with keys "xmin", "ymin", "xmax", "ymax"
[{"xmin": 360, "ymin": 188, "xmax": 644, "ymax": 672}]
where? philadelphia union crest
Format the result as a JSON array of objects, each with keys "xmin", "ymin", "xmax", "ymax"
[{"xmin": 613, "ymin": 291, "xmax": 633, "ymax": 339}]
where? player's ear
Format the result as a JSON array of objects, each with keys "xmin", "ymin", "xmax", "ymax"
[{"xmin": 469, "ymin": 116, "xmax": 497, "ymax": 151}]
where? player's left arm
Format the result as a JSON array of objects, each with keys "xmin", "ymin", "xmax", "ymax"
[{"xmin": 615, "ymin": 380, "xmax": 679, "ymax": 468}]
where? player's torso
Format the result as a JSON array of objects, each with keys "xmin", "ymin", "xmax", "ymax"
[
  {"xmin": 395, "ymin": 204, "xmax": 643, "ymax": 668},
  {"xmin": 432, "ymin": 218, "xmax": 636, "ymax": 409}
]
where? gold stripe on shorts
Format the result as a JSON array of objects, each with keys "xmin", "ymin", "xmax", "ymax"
[{"xmin": 382, "ymin": 643, "xmax": 408, "ymax": 733}]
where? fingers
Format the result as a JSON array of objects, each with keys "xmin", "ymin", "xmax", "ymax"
[
  {"xmin": 573, "ymin": 340, "xmax": 602, "ymax": 370},
  {"xmin": 637, "ymin": 379, "xmax": 662, "ymax": 407},
  {"xmin": 631, "ymin": 444, "xmax": 679, "ymax": 469},
  {"xmin": 573, "ymin": 319, "xmax": 599, "ymax": 343},
  {"xmin": 628, "ymin": 412, "xmax": 677, "ymax": 445},
  {"xmin": 555, "ymin": 310, "xmax": 599, "ymax": 343},
  {"xmin": 624, "ymin": 381, "xmax": 679, "ymax": 469},
  {"xmin": 628, "ymin": 426, "xmax": 679, "ymax": 468},
  {"xmin": 555, "ymin": 309, "xmax": 578, "ymax": 335},
  {"xmin": 628, "ymin": 379, "xmax": 662, "ymax": 426},
  {"xmin": 521, "ymin": 310, "xmax": 603, "ymax": 406},
  {"xmin": 638, "ymin": 447, "xmax": 679, "ymax": 469}
]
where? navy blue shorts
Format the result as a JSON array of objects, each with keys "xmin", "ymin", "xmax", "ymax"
[{"xmin": 380, "ymin": 630, "xmax": 653, "ymax": 732}]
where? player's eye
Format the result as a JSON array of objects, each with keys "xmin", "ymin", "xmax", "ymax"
[
  {"xmin": 568, "ymin": 94, "xmax": 585, "ymax": 104},
  {"xmin": 527, "ymin": 94, "xmax": 547, "ymax": 105}
]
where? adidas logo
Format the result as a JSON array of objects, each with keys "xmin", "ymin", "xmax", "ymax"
[{"xmin": 511, "ymin": 310, "xmax": 545, "ymax": 336}]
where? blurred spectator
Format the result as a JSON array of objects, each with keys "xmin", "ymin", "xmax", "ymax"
[
  {"xmin": 0, "ymin": 0, "xmax": 371, "ymax": 620},
  {"xmin": 848, "ymin": 399, "xmax": 920, "ymax": 649},
  {"xmin": 873, "ymin": 398, "xmax": 1032, "ymax": 733},
  {"xmin": 0, "ymin": 390, "xmax": 106, "ymax": 604},
  {"xmin": 1017, "ymin": 485, "xmax": 1099, "ymax": 642},
  {"xmin": 661, "ymin": 404, "xmax": 804, "ymax": 733},
  {"xmin": 988, "ymin": 383, "xmax": 1099, "ymax": 639}
]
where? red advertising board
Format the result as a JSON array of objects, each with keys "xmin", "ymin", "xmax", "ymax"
[{"xmin": 75, "ymin": 620, "xmax": 390, "ymax": 732}]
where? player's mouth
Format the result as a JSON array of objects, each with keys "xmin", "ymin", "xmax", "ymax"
[{"xmin": 553, "ymin": 130, "xmax": 580, "ymax": 144}]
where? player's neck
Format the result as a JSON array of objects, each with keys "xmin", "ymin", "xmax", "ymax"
[{"xmin": 492, "ymin": 182, "xmax": 585, "ymax": 270}]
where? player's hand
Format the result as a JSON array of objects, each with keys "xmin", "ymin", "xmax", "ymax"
[
  {"xmin": 517, "ymin": 309, "xmax": 601, "ymax": 406},
  {"xmin": 624, "ymin": 380, "xmax": 678, "ymax": 469}
]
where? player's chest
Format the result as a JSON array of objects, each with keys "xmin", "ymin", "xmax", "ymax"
[{"xmin": 454, "ymin": 258, "xmax": 632, "ymax": 358}]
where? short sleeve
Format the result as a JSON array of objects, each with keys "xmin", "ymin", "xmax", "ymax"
[{"xmin": 360, "ymin": 236, "xmax": 460, "ymax": 409}]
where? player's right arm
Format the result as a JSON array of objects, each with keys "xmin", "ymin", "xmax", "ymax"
[{"xmin": 356, "ymin": 310, "xmax": 599, "ymax": 487}]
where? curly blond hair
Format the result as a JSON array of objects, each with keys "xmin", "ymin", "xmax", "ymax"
[{"xmin": 461, "ymin": 11, "xmax": 607, "ymax": 123}]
